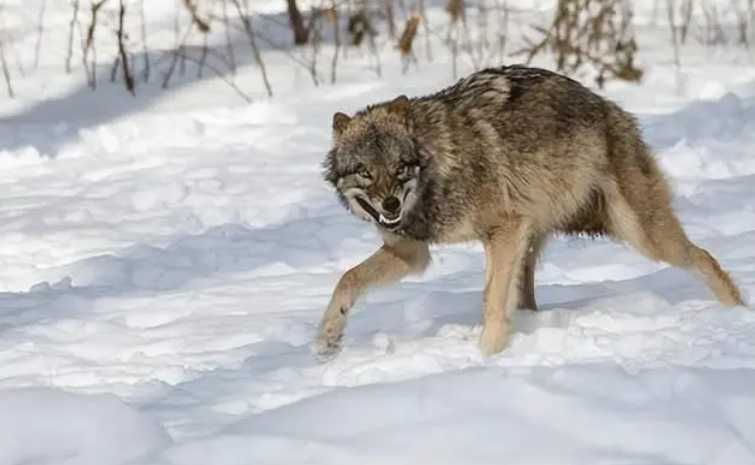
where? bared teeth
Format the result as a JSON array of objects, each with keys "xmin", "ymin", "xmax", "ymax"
[{"xmin": 379, "ymin": 214, "xmax": 401, "ymax": 225}]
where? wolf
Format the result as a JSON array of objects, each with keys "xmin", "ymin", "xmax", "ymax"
[{"xmin": 314, "ymin": 64, "xmax": 746, "ymax": 361}]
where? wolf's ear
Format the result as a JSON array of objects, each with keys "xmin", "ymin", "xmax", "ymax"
[
  {"xmin": 332, "ymin": 112, "xmax": 352, "ymax": 136},
  {"xmin": 385, "ymin": 95, "xmax": 413, "ymax": 130}
]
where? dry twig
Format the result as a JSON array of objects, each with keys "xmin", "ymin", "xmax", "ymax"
[
  {"xmin": 513, "ymin": 0, "xmax": 642, "ymax": 88},
  {"xmin": 230, "ymin": 0, "xmax": 273, "ymax": 97},
  {"xmin": 397, "ymin": 13, "xmax": 421, "ymax": 74}
]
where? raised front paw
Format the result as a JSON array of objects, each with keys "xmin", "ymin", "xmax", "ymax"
[{"xmin": 313, "ymin": 317, "xmax": 345, "ymax": 362}]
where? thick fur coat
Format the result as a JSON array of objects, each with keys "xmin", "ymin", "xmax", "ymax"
[{"xmin": 314, "ymin": 64, "xmax": 746, "ymax": 361}]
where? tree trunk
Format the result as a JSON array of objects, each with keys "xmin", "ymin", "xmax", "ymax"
[{"xmin": 286, "ymin": 0, "xmax": 308, "ymax": 45}]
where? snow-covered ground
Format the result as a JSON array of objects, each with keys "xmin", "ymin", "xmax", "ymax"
[{"xmin": 1, "ymin": 1, "xmax": 755, "ymax": 464}]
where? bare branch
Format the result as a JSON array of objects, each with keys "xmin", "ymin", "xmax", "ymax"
[
  {"xmin": 513, "ymin": 0, "xmax": 642, "ymax": 89},
  {"xmin": 85, "ymin": 0, "xmax": 109, "ymax": 50},
  {"xmin": 116, "ymin": 0, "xmax": 135, "ymax": 95},
  {"xmin": 0, "ymin": 31, "xmax": 14, "ymax": 97},
  {"xmin": 221, "ymin": 0, "xmax": 237, "ymax": 74},
  {"xmin": 397, "ymin": 13, "xmax": 421, "ymax": 74},
  {"xmin": 181, "ymin": 0, "xmax": 212, "ymax": 33},
  {"xmin": 66, "ymin": 0, "xmax": 81, "ymax": 73},
  {"xmin": 327, "ymin": 3, "xmax": 340, "ymax": 84},
  {"xmin": 140, "ymin": 0, "xmax": 150, "ymax": 81},
  {"xmin": 30, "ymin": 0, "xmax": 49, "ymax": 75},
  {"xmin": 230, "ymin": 0, "xmax": 273, "ymax": 97},
  {"xmin": 83, "ymin": 0, "xmax": 110, "ymax": 89},
  {"xmin": 167, "ymin": 47, "xmax": 253, "ymax": 103}
]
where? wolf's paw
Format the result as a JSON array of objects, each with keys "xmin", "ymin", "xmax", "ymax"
[
  {"xmin": 313, "ymin": 307, "xmax": 348, "ymax": 362},
  {"xmin": 313, "ymin": 333, "xmax": 343, "ymax": 362},
  {"xmin": 477, "ymin": 324, "xmax": 511, "ymax": 357},
  {"xmin": 313, "ymin": 319, "xmax": 345, "ymax": 362}
]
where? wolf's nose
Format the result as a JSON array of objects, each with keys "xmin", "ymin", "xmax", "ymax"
[{"xmin": 382, "ymin": 196, "xmax": 401, "ymax": 213}]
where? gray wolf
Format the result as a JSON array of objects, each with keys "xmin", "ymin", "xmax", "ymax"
[{"xmin": 314, "ymin": 64, "xmax": 746, "ymax": 361}]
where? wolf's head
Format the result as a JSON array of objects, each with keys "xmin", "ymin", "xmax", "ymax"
[{"xmin": 322, "ymin": 95, "xmax": 423, "ymax": 232}]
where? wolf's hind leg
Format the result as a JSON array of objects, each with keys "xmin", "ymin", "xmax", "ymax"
[
  {"xmin": 603, "ymin": 182, "xmax": 745, "ymax": 308},
  {"xmin": 478, "ymin": 218, "xmax": 532, "ymax": 356},
  {"xmin": 314, "ymin": 236, "xmax": 430, "ymax": 361}
]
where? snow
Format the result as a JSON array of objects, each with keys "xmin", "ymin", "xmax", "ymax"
[
  {"xmin": 1, "ymin": 0, "xmax": 755, "ymax": 464},
  {"xmin": 0, "ymin": 388, "xmax": 171, "ymax": 465}
]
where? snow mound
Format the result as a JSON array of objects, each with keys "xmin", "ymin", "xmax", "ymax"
[
  {"xmin": 0, "ymin": 387, "xmax": 172, "ymax": 465},
  {"xmin": 134, "ymin": 365, "xmax": 755, "ymax": 465}
]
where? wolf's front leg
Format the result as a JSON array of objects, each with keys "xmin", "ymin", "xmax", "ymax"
[
  {"xmin": 478, "ymin": 219, "xmax": 532, "ymax": 356},
  {"xmin": 517, "ymin": 232, "xmax": 548, "ymax": 311},
  {"xmin": 314, "ymin": 235, "xmax": 430, "ymax": 361}
]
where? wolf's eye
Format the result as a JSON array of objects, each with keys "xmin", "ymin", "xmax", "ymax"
[
  {"xmin": 397, "ymin": 162, "xmax": 414, "ymax": 178},
  {"xmin": 355, "ymin": 164, "xmax": 371, "ymax": 179}
]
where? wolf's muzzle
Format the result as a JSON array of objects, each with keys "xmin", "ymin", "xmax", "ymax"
[
  {"xmin": 355, "ymin": 196, "xmax": 402, "ymax": 229},
  {"xmin": 355, "ymin": 196, "xmax": 381, "ymax": 220}
]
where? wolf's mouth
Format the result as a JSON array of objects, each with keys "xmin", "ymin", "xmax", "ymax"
[
  {"xmin": 379, "ymin": 213, "xmax": 402, "ymax": 226},
  {"xmin": 355, "ymin": 196, "xmax": 402, "ymax": 229}
]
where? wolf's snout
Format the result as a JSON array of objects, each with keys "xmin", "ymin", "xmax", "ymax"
[{"xmin": 382, "ymin": 196, "xmax": 401, "ymax": 215}]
